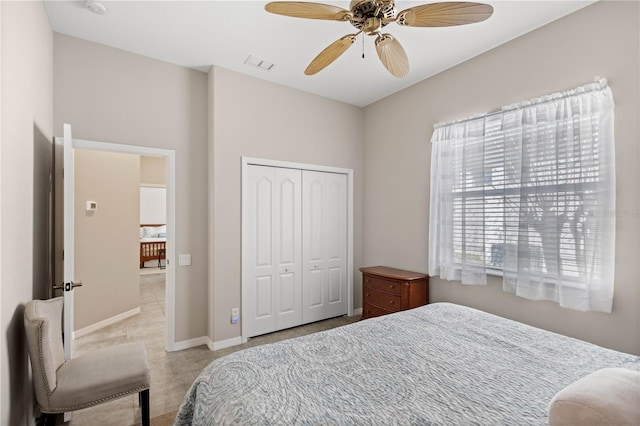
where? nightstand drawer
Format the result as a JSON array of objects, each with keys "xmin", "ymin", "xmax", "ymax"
[
  {"xmin": 363, "ymin": 276, "xmax": 403, "ymax": 295},
  {"xmin": 362, "ymin": 303, "xmax": 395, "ymax": 319},
  {"xmin": 364, "ymin": 288, "xmax": 402, "ymax": 311}
]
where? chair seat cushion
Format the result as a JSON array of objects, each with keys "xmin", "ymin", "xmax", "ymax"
[{"xmin": 50, "ymin": 341, "xmax": 150, "ymax": 411}]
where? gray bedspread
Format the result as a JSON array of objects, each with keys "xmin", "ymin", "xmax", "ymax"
[{"xmin": 175, "ymin": 303, "xmax": 640, "ymax": 425}]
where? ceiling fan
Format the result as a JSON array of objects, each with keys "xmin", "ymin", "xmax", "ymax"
[{"xmin": 265, "ymin": 1, "xmax": 493, "ymax": 77}]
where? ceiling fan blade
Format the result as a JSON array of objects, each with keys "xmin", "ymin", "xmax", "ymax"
[
  {"xmin": 396, "ymin": 2, "xmax": 493, "ymax": 27},
  {"xmin": 375, "ymin": 34, "xmax": 409, "ymax": 78},
  {"xmin": 265, "ymin": 2, "xmax": 352, "ymax": 21},
  {"xmin": 305, "ymin": 34, "xmax": 357, "ymax": 75}
]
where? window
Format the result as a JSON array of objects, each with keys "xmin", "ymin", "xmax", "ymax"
[{"xmin": 429, "ymin": 80, "xmax": 615, "ymax": 313}]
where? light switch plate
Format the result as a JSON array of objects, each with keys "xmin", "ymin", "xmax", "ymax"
[{"xmin": 178, "ymin": 254, "xmax": 191, "ymax": 266}]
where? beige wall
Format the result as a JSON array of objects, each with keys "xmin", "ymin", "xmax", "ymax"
[
  {"xmin": 74, "ymin": 150, "xmax": 141, "ymax": 330},
  {"xmin": 363, "ymin": 1, "xmax": 640, "ymax": 355},
  {"xmin": 53, "ymin": 34, "xmax": 209, "ymax": 342},
  {"xmin": 140, "ymin": 155, "xmax": 166, "ymax": 186},
  {"xmin": 209, "ymin": 66, "xmax": 364, "ymax": 342},
  {"xmin": 1, "ymin": 1, "xmax": 53, "ymax": 424}
]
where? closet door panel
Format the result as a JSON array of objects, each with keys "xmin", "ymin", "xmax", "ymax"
[
  {"xmin": 307, "ymin": 179, "xmax": 324, "ymax": 265},
  {"xmin": 274, "ymin": 168, "xmax": 302, "ymax": 331},
  {"xmin": 255, "ymin": 178, "xmax": 273, "ymax": 266},
  {"xmin": 328, "ymin": 267, "xmax": 342, "ymax": 304},
  {"xmin": 278, "ymin": 177, "xmax": 296, "ymax": 263},
  {"xmin": 324, "ymin": 173, "xmax": 347, "ymax": 318},
  {"xmin": 255, "ymin": 276, "xmax": 273, "ymax": 318},
  {"xmin": 307, "ymin": 269, "xmax": 323, "ymax": 308},
  {"xmin": 302, "ymin": 171, "xmax": 347, "ymax": 323},
  {"xmin": 244, "ymin": 166, "xmax": 276, "ymax": 337},
  {"xmin": 278, "ymin": 272, "xmax": 295, "ymax": 313},
  {"xmin": 325, "ymin": 179, "xmax": 343, "ymax": 258},
  {"xmin": 303, "ymin": 171, "xmax": 324, "ymax": 323}
]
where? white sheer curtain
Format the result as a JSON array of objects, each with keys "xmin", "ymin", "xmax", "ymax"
[{"xmin": 429, "ymin": 79, "xmax": 616, "ymax": 312}]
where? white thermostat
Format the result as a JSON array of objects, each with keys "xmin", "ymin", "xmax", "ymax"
[{"xmin": 86, "ymin": 201, "xmax": 98, "ymax": 212}]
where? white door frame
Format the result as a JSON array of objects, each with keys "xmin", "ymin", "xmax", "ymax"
[
  {"xmin": 70, "ymin": 138, "xmax": 177, "ymax": 351},
  {"xmin": 241, "ymin": 157, "xmax": 354, "ymax": 343}
]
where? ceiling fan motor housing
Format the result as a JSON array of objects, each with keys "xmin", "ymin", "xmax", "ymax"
[{"xmin": 349, "ymin": 0, "xmax": 396, "ymax": 31}]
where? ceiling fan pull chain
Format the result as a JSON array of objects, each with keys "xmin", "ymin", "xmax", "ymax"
[{"xmin": 362, "ymin": 33, "xmax": 365, "ymax": 59}]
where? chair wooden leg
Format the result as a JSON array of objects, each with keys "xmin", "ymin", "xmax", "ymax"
[
  {"xmin": 42, "ymin": 413, "xmax": 57, "ymax": 426},
  {"xmin": 140, "ymin": 389, "xmax": 150, "ymax": 426}
]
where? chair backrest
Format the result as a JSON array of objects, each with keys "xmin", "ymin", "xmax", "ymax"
[{"xmin": 24, "ymin": 297, "xmax": 66, "ymax": 410}]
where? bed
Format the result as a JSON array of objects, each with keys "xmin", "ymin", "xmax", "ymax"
[
  {"xmin": 139, "ymin": 224, "xmax": 166, "ymax": 268},
  {"xmin": 175, "ymin": 303, "xmax": 640, "ymax": 425}
]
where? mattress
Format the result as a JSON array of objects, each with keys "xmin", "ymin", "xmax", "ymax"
[{"xmin": 175, "ymin": 303, "xmax": 640, "ymax": 425}]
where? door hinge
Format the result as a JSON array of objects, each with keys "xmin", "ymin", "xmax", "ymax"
[{"xmin": 53, "ymin": 281, "xmax": 83, "ymax": 291}]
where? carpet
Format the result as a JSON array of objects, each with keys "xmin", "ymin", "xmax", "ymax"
[{"xmin": 148, "ymin": 410, "xmax": 177, "ymax": 425}]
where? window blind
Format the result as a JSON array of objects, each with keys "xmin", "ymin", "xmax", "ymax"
[{"xmin": 429, "ymin": 79, "xmax": 615, "ymax": 312}]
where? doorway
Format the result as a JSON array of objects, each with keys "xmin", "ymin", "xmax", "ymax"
[
  {"xmin": 53, "ymin": 138, "xmax": 177, "ymax": 351},
  {"xmin": 139, "ymin": 157, "xmax": 168, "ymax": 274}
]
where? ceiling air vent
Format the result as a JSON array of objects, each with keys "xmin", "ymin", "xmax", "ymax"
[{"xmin": 244, "ymin": 55, "xmax": 275, "ymax": 71}]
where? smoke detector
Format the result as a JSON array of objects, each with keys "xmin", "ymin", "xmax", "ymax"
[{"xmin": 85, "ymin": 1, "xmax": 107, "ymax": 15}]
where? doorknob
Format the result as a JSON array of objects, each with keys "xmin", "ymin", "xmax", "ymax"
[{"xmin": 53, "ymin": 281, "xmax": 83, "ymax": 291}]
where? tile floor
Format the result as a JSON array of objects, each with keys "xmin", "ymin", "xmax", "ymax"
[{"xmin": 63, "ymin": 272, "xmax": 359, "ymax": 425}]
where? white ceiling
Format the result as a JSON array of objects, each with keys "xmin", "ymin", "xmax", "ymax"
[{"xmin": 44, "ymin": 0, "xmax": 596, "ymax": 107}]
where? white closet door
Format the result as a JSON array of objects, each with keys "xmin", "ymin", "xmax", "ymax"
[
  {"xmin": 273, "ymin": 167, "xmax": 302, "ymax": 330},
  {"xmin": 244, "ymin": 165, "xmax": 301, "ymax": 338},
  {"xmin": 302, "ymin": 171, "xmax": 347, "ymax": 323}
]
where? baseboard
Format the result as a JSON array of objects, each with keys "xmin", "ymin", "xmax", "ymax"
[
  {"xmin": 73, "ymin": 307, "xmax": 141, "ymax": 339},
  {"xmin": 210, "ymin": 336, "xmax": 243, "ymax": 351},
  {"xmin": 168, "ymin": 335, "xmax": 243, "ymax": 352},
  {"xmin": 352, "ymin": 307, "xmax": 362, "ymax": 316},
  {"xmin": 170, "ymin": 336, "xmax": 210, "ymax": 351}
]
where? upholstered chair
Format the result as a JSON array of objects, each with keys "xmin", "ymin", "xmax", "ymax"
[{"xmin": 24, "ymin": 297, "xmax": 151, "ymax": 425}]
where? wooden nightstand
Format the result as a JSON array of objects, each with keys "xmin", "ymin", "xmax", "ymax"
[{"xmin": 360, "ymin": 266, "xmax": 429, "ymax": 320}]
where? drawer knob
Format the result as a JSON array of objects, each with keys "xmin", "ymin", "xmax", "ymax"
[
  {"xmin": 389, "ymin": 285, "xmax": 394, "ymax": 289},
  {"xmin": 366, "ymin": 293, "xmax": 370, "ymax": 297},
  {"xmin": 389, "ymin": 300, "xmax": 395, "ymax": 305},
  {"xmin": 367, "ymin": 279, "xmax": 371, "ymax": 283}
]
